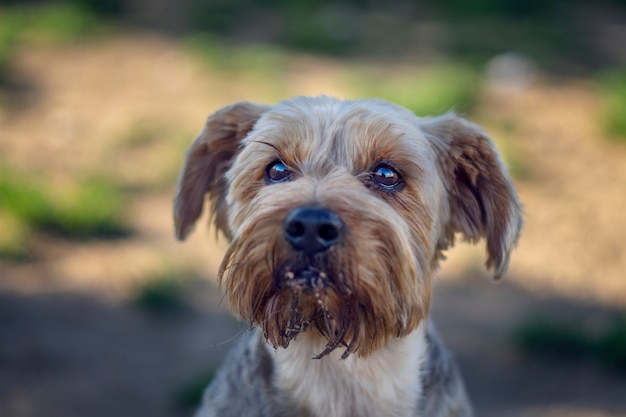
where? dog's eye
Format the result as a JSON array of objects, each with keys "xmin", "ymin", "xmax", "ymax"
[
  {"xmin": 371, "ymin": 164, "xmax": 402, "ymax": 189},
  {"xmin": 265, "ymin": 160, "xmax": 292, "ymax": 183}
]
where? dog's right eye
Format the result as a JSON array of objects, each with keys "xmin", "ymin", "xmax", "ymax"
[{"xmin": 265, "ymin": 160, "xmax": 292, "ymax": 183}]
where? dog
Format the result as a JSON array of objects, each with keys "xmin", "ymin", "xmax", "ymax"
[{"xmin": 174, "ymin": 96, "xmax": 522, "ymax": 417}]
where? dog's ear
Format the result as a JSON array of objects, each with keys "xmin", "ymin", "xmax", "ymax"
[
  {"xmin": 174, "ymin": 102, "xmax": 270, "ymax": 241},
  {"xmin": 422, "ymin": 114, "xmax": 522, "ymax": 280}
]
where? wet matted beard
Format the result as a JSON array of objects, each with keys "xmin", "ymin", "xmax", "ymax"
[
  {"xmin": 221, "ymin": 231, "xmax": 423, "ymax": 359},
  {"xmin": 262, "ymin": 251, "xmax": 360, "ymax": 359}
]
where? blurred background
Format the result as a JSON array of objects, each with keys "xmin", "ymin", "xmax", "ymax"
[{"xmin": 1, "ymin": 0, "xmax": 626, "ymax": 416}]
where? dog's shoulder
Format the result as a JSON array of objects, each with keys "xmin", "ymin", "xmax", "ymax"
[
  {"xmin": 195, "ymin": 328, "xmax": 304, "ymax": 417},
  {"xmin": 417, "ymin": 323, "xmax": 473, "ymax": 417}
]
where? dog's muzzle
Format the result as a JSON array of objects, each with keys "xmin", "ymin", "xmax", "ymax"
[{"xmin": 283, "ymin": 206, "xmax": 343, "ymax": 255}]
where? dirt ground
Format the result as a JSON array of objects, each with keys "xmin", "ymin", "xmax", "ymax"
[{"xmin": 1, "ymin": 34, "xmax": 625, "ymax": 417}]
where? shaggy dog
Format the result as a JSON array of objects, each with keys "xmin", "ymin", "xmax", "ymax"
[{"xmin": 174, "ymin": 96, "xmax": 522, "ymax": 417}]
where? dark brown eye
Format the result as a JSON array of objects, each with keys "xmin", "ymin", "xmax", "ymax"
[
  {"xmin": 372, "ymin": 164, "xmax": 402, "ymax": 189},
  {"xmin": 265, "ymin": 160, "xmax": 292, "ymax": 183}
]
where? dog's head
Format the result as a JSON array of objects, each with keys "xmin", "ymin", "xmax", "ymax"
[{"xmin": 174, "ymin": 96, "xmax": 522, "ymax": 358}]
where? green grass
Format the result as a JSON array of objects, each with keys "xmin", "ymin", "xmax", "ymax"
[
  {"xmin": 0, "ymin": 2, "xmax": 115, "ymax": 84},
  {"xmin": 131, "ymin": 272, "xmax": 196, "ymax": 316},
  {"xmin": 54, "ymin": 178, "xmax": 130, "ymax": 238},
  {"xmin": 24, "ymin": 3, "xmax": 98, "ymax": 43},
  {"xmin": 345, "ymin": 63, "xmax": 481, "ymax": 116},
  {"xmin": 0, "ymin": 10, "xmax": 22, "ymax": 82},
  {"xmin": 0, "ymin": 167, "xmax": 130, "ymax": 240},
  {"xmin": 512, "ymin": 315, "xmax": 626, "ymax": 373},
  {"xmin": 184, "ymin": 35, "xmax": 292, "ymax": 102},
  {"xmin": 0, "ymin": 209, "xmax": 32, "ymax": 261},
  {"xmin": 599, "ymin": 70, "xmax": 626, "ymax": 143},
  {"xmin": 185, "ymin": 34, "xmax": 290, "ymax": 79},
  {"xmin": 0, "ymin": 2, "xmax": 105, "ymax": 45}
]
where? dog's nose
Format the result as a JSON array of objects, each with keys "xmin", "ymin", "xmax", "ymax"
[{"xmin": 283, "ymin": 207, "xmax": 343, "ymax": 254}]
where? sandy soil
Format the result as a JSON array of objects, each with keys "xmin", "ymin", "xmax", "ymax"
[{"xmin": 0, "ymin": 34, "xmax": 625, "ymax": 417}]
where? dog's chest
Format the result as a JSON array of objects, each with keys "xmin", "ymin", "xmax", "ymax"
[{"xmin": 272, "ymin": 326, "xmax": 427, "ymax": 417}]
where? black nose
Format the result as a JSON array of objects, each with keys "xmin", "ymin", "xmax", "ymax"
[{"xmin": 283, "ymin": 207, "xmax": 343, "ymax": 254}]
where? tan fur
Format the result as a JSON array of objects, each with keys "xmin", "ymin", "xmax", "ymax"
[
  {"xmin": 174, "ymin": 96, "xmax": 522, "ymax": 359},
  {"xmin": 174, "ymin": 102, "xmax": 270, "ymax": 240},
  {"xmin": 421, "ymin": 114, "xmax": 522, "ymax": 279}
]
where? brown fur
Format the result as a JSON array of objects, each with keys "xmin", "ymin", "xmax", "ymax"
[
  {"xmin": 174, "ymin": 102, "xmax": 270, "ymax": 240},
  {"xmin": 174, "ymin": 96, "xmax": 522, "ymax": 359},
  {"xmin": 421, "ymin": 114, "xmax": 522, "ymax": 279}
]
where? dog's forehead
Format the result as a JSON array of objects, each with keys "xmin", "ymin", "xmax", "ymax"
[{"xmin": 244, "ymin": 97, "xmax": 434, "ymax": 173}]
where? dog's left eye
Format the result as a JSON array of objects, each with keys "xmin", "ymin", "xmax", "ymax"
[
  {"xmin": 265, "ymin": 160, "xmax": 292, "ymax": 183},
  {"xmin": 371, "ymin": 164, "xmax": 402, "ymax": 189}
]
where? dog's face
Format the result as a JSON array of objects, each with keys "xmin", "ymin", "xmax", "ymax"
[{"xmin": 174, "ymin": 97, "xmax": 521, "ymax": 358}]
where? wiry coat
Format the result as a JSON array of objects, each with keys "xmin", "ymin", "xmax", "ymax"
[
  {"xmin": 196, "ymin": 325, "xmax": 471, "ymax": 417},
  {"xmin": 174, "ymin": 96, "xmax": 521, "ymax": 417}
]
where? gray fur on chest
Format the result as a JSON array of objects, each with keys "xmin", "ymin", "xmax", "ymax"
[{"xmin": 195, "ymin": 324, "xmax": 471, "ymax": 417}]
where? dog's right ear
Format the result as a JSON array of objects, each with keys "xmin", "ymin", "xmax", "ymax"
[{"xmin": 174, "ymin": 102, "xmax": 270, "ymax": 241}]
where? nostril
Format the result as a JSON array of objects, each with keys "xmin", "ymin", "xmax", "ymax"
[
  {"xmin": 318, "ymin": 222, "xmax": 340, "ymax": 243},
  {"xmin": 286, "ymin": 220, "xmax": 305, "ymax": 239}
]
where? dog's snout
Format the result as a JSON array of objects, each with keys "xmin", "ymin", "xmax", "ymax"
[{"xmin": 283, "ymin": 207, "xmax": 343, "ymax": 254}]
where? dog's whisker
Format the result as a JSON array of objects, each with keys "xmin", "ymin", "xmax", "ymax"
[{"xmin": 207, "ymin": 324, "xmax": 251, "ymax": 349}]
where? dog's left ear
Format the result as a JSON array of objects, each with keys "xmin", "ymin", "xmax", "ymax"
[
  {"xmin": 422, "ymin": 114, "xmax": 522, "ymax": 280},
  {"xmin": 174, "ymin": 102, "xmax": 270, "ymax": 241}
]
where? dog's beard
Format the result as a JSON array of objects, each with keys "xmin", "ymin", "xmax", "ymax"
[
  {"xmin": 219, "ymin": 217, "xmax": 426, "ymax": 359},
  {"xmin": 263, "ymin": 254, "xmax": 360, "ymax": 359}
]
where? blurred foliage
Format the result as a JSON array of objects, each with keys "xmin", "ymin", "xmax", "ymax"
[
  {"xmin": 173, "ymin": 368, "xmax": 216, "ymax": 411},
  {"xmin": 189, "ymin": 0, "xmax": 364, "ymax": 54},
  {"xmin": 445, "ymin": 18, "xmax": 580, "ymax": 70},
  {"xmin": 131, "ymin": 272, "xmax": 195, "ymax": 316},
  {"xmin": 0, "ymin": 10, "xmax": 21, "ymax": 81},
  {"xmin": 0, "ymin": 1, "xmax": 116, "ymax": 83},
  {"xmin": 502, "ymin": 145, "xmax": 532, "ymax": 181},
  {"xmin": 0, "ymin": 208, "xmax": 32, "ymax": 261},
  {"xmin": 345, "ymin": 63, "xmax": 480, "ymax": 115},
  {"xmin": 69, "ymin": 0, "xmax": 125, "ymax": 17},
  {"xmin": 107, "ymin": 119, "xmax": 195, "ymax": 191},
  {"xmin": 512, "ymin": 316, "xmax": 594, "ymax": 360},
  {"xmin": 432, "ymin": 0, "xmax": 560, "ymax": 17},
  {"xmin": 599, "ymin": 69, "xmax": 626, "ymax": 142},
  {"xmin": 2, "ymin": 0, "xmax": 626, "ymax": 75},
  {"xmin": 512, "ymin": 315, "xmax": 626, "ymax": 373},
  {"xmin": 22, "ymin": 3, "xmax": 99, "ymax": 42},
  {"xmin": 116, "ymin": 119, "xmax": 168, "ymax": 149},
  {"xmin": 0, "ymin": 2, "xmax": 106, "ymax": 44},
  {"xmin": 56, "ymin": 178, "xmax": 130, "ymax": 238},
  {"xmin": 595, "ymin": 318, "xmax": 626, "ymax": 371},
  {"xmin": 0, "ymin": 165, "xmax": 130, "ymax": 245},
  {"xmin": 183, "ymin": 0, "xmax": 617, "ymax": 72},
  {"xmin": 185, "ymin": 34, "xmax": 289, "ymax": 79},
  {"xmin": 489, "ymin": 119, "xmax": 533, "ymax": 181}
]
